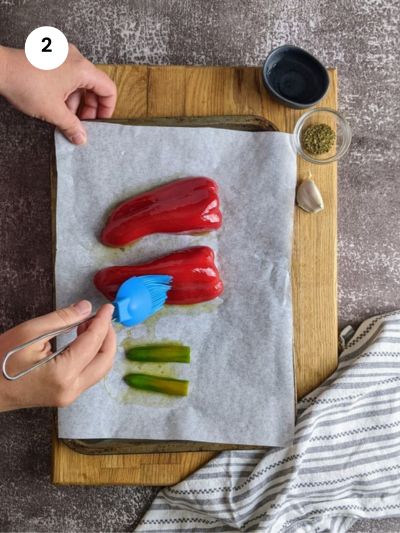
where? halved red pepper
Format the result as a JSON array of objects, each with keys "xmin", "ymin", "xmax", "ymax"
[
  {"xmin": 101, "ymin": 177, "xmax": 222, "ymax": 247},
  {"xmin": 94, "ymin": 246, "xmax": 223, "ymax": 305}
]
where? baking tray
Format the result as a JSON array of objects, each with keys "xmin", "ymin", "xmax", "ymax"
[{"xmin": 52, "ymin": 114, "xmax": 288, "ymax": 455}]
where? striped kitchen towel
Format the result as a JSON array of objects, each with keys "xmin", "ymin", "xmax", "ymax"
[{"xmin": 137, "ymin": 311, "xmax": 400, "ymax": 532}]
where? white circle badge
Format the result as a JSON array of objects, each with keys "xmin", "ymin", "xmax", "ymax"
[{"xmin": 25, "ymin": 26, "xmax": 69, "ymax": 70}]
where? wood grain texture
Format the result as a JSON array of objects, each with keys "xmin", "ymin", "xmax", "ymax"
[
  {"xmin": 52, "ymin": 428, "xmax": 214, "ymax": 486},
  {"xmin": 52, "ymin": 65, "xmax": 338, "ymax": 485}
]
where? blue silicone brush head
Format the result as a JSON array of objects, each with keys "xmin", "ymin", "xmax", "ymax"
[{"xmin": 112, "ymin": 275, "xmax": 172, "ymax": 327}]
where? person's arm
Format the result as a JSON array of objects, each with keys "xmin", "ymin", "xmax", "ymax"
[
  {"xmin": 0, "ymin": 44, "xmax": 118, "ymax": 411},
  {"xmin": 0, "ymin": 301, "xmax": 116, "ymax": 411},
  {"xmin": 0, "ymin": 43, "xmax": 117, "ymax": 144}
]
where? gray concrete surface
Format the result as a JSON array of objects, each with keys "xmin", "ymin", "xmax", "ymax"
[{"xmin": 0, "ymin": 0, "xmax": 399, "ymax": 531}]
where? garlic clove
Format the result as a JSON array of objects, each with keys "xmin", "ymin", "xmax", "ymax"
[{"xmin": 296, "ymin": 179, "xmax": 324, "ymax": 213}]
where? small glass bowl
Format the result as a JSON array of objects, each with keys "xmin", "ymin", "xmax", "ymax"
[{"xmin": 292, "ymin": 107, "xmax": 352, "ymax": 164}]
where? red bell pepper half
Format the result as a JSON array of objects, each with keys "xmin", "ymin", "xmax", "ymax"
[
  {"xmin": 101, "ymin": 177, "xmax": 222, "ymax": 247},
  {"xmin": 94, "ymin": 246, "xmax": 223, "ymax": 305}
]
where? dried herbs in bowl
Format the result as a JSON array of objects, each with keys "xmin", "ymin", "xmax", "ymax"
[
  {"xmin": 301, "ymin": 123, "xmax": 336, "ymax": 155},
  {"xmin": 293, "ymin": 107, "xmax": 352, "ymax": 164}
]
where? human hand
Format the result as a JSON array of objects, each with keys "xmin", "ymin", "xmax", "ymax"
[
  {"xmin": 0, "ymin": 44, "xmax": 117, "ymax": 144},
  {"xmin": 0, "ymin": 301, "xmax": 116, "ymax": 412}
]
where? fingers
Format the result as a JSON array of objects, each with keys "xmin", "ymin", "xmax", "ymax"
[
  {"xmin": 65, "ymin": 89, "xmax": 83, "ymax": 116},
  {"xmin": 58, "ymin": 303, "xmax": 114, "ymax": 375},
  {"xmin": 81, "ymin": 66, "xmax": 117, "ymax": 119},
  {"xmin": 4, "ymin": 339, "xmax": 53, "ymax": 377},
  {"xmin": 54, "ymin": 103, "xmax": 87, "ymax": 145},
  {"xmin": 77, "ymin": 320, "xmax": 90, "ymax": 336},
  {"xmin": 50, "ymin": 51, "xmax": 117, "ymax": 142},
  {"xmin": 6, "ymin": 301, "xmax": 93, "ymax": 355},
  {"xmin": 25, "ymin": 300, "xmax": 93, "ymax": 338},
  {"xmin": 77, "ymin": 323, "xmax": 116, "ymax": 390},
  {"xmin": 50, "ymin": 305, "xmax": 115, "ymax": 407},
  {"xmin": 1, "ymin": 303, "xmax": 115, "ymax": 410},
  {"xmin": 79, "ymin": 90, "xmax": 99, "ymax": 120},
  {"xmin": 1, "ymin": 44, "xmax": 116, "ymax": 146},
  {"xmin": 55, "ymin": 66, "xmax": 116, "ymax": 142},
  {"xmin": 0, "ymin": 300, "xmax": 93, "ymax": 379}
]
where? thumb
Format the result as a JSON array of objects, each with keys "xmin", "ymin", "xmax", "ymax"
[
  {"xmin": 55, "ymin": 105, "xmax": 87, "ymax": 145},
  {"xmin": 27, "ymin": 300, "xmax": 93, "ymax": 337}
]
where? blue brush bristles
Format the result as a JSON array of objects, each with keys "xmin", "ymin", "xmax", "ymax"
[
  {"xmin": 112, "ymin": 274, "xmax": 172, "ymax": 327},
  {"xmin": 143, "ymin": 275, "xmax": 172, "ymax": 314}
]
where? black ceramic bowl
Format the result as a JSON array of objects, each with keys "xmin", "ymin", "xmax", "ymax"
[{"xmin": 262, "ymin": 45, "xmax": 329, "ymax": 109}]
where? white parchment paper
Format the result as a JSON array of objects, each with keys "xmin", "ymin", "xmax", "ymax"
[{"xmin": 55, "ymin": 122, "xmax": 296, "ymax": 447}]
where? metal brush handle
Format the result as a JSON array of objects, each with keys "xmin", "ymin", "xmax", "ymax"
[
  {"xmin": 2, "ymin": 275, "xmax": 171, "ymax": 382},
  {"xmin": 1, "ymin": 313, "xmax": 96, "ymax": 381}
]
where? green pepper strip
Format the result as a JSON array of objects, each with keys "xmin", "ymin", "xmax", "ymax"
[
  {"xmin": 125, "ymin": 345, "xmax": 190, "ymax": 363},
  {"xmin": 124, "ymin": 373, "xmax": 189, "ymax": 396}
]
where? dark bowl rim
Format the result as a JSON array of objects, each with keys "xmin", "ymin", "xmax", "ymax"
[{"xmin": 262, "ymin": 44, "xmax": 330, "ymax": 108}]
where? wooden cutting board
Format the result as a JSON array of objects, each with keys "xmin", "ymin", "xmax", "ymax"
[{"xmin": 52, "ymin": 65, "xmax": 338, "ymax": 485}]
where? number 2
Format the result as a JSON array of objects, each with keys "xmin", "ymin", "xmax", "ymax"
[{"xmin": 41, "ymin": 37, "xmax": 52, "ymax": 52}]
